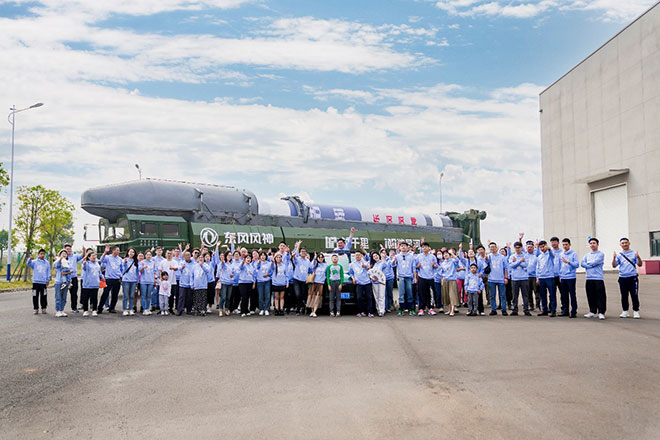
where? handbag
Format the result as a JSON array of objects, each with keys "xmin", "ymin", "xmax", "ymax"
[
  {"xmin": 306, "ymin": 273, "xmax": 315, "ymax": 284},
  {"xmin": 99, "ymin": 279, "xmax": 107, "ymax": 289}
]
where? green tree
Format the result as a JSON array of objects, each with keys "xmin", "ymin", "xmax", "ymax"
[
  {"xmin": 0, "ymin": 230, "xmax": 7, "ymax": 269},
  {"xmin": 12, "ymin": 185, "xmax": 72, "ymax": 280},
  {"xmin": 39, "ymin": 197, "xmax": 75, "ymax": 258}
]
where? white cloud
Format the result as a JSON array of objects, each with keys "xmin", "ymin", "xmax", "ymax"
[
  {"xmin": 0, "ymin": 77, "xmax": 544, "ymax": 247},
  {"xmin": 434, "ymin": 0, "xmax": 657, "ymax": 21}
]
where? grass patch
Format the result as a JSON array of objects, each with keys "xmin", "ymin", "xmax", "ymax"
[{"xmin": 0, "ymin": 280, "xmax": 34, "ymax": 291}]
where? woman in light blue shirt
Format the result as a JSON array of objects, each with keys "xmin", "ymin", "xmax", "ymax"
[
  {"xmin": 121, "ymin": 248, "xmax": 139, "ymax": 316},
  {"xmin": 307, "ymin": 253, "xmax": 328, "ymax": 318},
  {"xmin": 238, "ymin": 255, "xmax": 257, "ymax": 317},
  {"xmin": 139, "ymin": 250, "xmax": 157, "ymax": 315},
  {"xmin": 53, "ymin": 249, "xmax": 73, "ymax": 317},
  {"xmin": 256, "ymin": 252, "xmax": 273, "ymax": 316}
]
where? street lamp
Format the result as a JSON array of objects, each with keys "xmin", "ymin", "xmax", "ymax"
[
  {"xmin": 6, "ymin": 102, "xmax": 44, "ymax": 281},
  {"xmin": 135, "ymin": 163, "xmax": 142, "ymax": 180},
  {"xmin": 439, "ymin": 172, "xmax": 445, "ymax": 214}
]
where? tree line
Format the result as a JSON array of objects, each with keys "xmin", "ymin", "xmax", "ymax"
[{"xmin": 0, "ymin": 162, "xmax": 75, "ymax": 280}]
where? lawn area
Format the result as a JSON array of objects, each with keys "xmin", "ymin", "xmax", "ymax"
[{"xmin": 0, "ymin": 280, "xmax": 33, "ymax": 291}]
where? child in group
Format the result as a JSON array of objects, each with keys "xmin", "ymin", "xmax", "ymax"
[
  {"xmin": 326, "ymin": 254, "xmax": 344, "ymax": 317},
  {"xmin": 465, "ymin": 263, "xmax": 485, "ymax": 316},
  {"xmin": 159, "ymin": 272, "xmax": 171, "ymax": 316},
  {"xmin": 54, "ymin": 249, "xmax": 73, "ymax": 317}
]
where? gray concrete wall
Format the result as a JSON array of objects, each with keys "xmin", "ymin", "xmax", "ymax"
[{"xmin": 540, "ymin": 3, "xmax": 660, "ymax": 260}]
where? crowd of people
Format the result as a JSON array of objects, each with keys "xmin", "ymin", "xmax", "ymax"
[{"xmin": 26, "ymin": 228, "xmax": 644, "ymax": 321}]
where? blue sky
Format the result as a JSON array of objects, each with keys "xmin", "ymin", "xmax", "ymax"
[{"xmin": 0, "ymin": 0, "xmax": 657, "ymax": 246}]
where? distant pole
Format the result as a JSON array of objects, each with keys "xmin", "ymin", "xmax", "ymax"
[
  {"xmin": 135, "ymin": 163, "xmax": 142, "ymax": 180},
  {"xmin": 439, "ymin": 172, "xmax": 445, "ymax": 214},
  {"xmin": 6, "ymin": 102, "xmax": 44, "ymax": 281}
]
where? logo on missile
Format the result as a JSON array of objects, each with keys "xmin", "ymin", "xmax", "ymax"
[{"xmin": 200, "ymin": 227, "xmax": 219, "ymax": 247}]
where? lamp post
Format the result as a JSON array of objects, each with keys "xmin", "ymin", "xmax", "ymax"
[
  {"xmin": 439, "ymin": 172, "xmax": 445, "ymax": 214},
  {"xmin": 135, "ymin": 163, "xmax": 142, "ymax": 180},
  {"xmin": 6, "ymin": 102, "xmax": 44, "ymax": 281}
]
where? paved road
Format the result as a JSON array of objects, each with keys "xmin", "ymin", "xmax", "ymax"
[{"xmin": 2, "ymin": 274, "xmax": 659, "ymax": 439}]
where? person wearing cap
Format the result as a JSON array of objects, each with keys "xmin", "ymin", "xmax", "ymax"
[
  {"xmin": 559, "ymin": 238, "xmax": 579, "ymax": 318},
  {"xmin": 508, "ymin": 242, "xmax": 530, "ymax": 316},
  {"xmin": 549, "ymin": 237, "xmax": 565, "ymax": 316},
  {"xmin": 392, "ymin": 242, "xmax": 415, "ymax": 316},
  {"xmin": 524, "ymin": 240, "xmax": 540, "ymax": 311},
  {"xmin": 484, "ymin": 242, "xmax": 508, "ymax": 316},
  {"xmin": 612, "ymin": 237, "xmax": 642, "ymax": 319},
  {"xmin": 535, "ymin": 240, "xmax": 555, "ymax": 316},
  {"xmin": 581, "ymin": 237, "xmax": 606, "ymax": 320}
]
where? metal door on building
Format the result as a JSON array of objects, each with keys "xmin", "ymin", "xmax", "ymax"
[{"xmin": 592, "ymin": 184, "xmax": 629, "ymax": 265}]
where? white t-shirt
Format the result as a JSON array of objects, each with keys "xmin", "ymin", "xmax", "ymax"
[
  {"xmin": 159, "ymin": 280, "xmax": 171, "ymax": 297},
  {"xmin": 159, "ymin": 259, "xmax": 179, "ymax": 285}
]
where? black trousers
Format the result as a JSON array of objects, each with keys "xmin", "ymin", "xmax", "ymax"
[
  {"xmin": 417, "ymin": 277, "xmax": 433, "ymax": 309},
  {"xmin": 69, "ymin": 277, "xmax": 80, "ymax": 310},
  {"xmin": 249, "ymin": 284, "xmax": 258, "ymax": 312},
  {"xmin": 412, "ymin": 281, "xmax": 418, "ymax": 307},
  {"xmin": 585, "ymin": 279, "xmax": 607, "ymax": 314},
  {"xmin": 505, "ymin": 279, "xmax": 513, "ymax": 307},
  {"xmin": 292, "ymin": 280, "xmax": 307, "ymax": 311},
  {"xmin": 81, "ymin": 288, "xmax": 98, "ymax": 312},
  {"xmin": 99, "ymin": 278, "xmax": 121, "ymax": 311},
  {"xmin": 207, "ymin": 281, "xmax": 215, "ymax": 307},
  {"xmin": 554, "ymin": 276, "xmax": 566, "ymax": 312},
  {"xmin": 32, "ymin": 283, "xmax": 48, "ymax": 310},
  {"xmin": 231, "ymin": 285, "xmax": 241, "ymax": 311},
  {"xmin": 527, "ymin": 277, "xmax": 539, "ymax": 309},
  {"xmin": 618, "ymin": 276, "xmax": 639, "ymax": 311},
  {"xmin": 239, "ymin": 283, "xmax": 252, "ymax": 314},
  {"xmin": 356, "ymin": 283, "xmax": 374, "ymax": 315},
  {"xmin": 477, "ymin": 290, "xmax": 484, "ymax": 313},
  {"xmin": 560, "ymin": 278, "xmax": 577, "ymax": 315},
  {"xmin": 168, "ymin": 284, "xmax": 179, "ymax": 311},
  {"xmin": 177, "ymin": 286, "xmax": 193, "ymax": 313}
]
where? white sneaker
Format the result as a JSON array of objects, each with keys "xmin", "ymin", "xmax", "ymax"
[
  {"xmin": 61, "ymin": 311, "xmax": 67, "ymax": 317},
  {"xmin": 92, "ymin": 311, "xmax": 98, "ymax": 317},
  {"xmin": 33, "ymin": 309, "xmax": 39, "ymax": 315},
  {"xmin": 142, "ymin": 310, "xmax": 148, "ymax": 316},
  {"xmin": 619, "ymin": 310, "xmax": 629, "ymax": 318},
  {"xmin": 241, "ymin": 313, "xmax": 246, "ymax": 317},
  {"xmin": 259, "ymin": 310, "xmax": 264, "ymax": 316},
  {"xmin": 122, "ymin": 310, "xmax": 129, "ymax": 316},
  {"xmin": 41, "ymin": 309, "xmax": 47, "ymax": 314},
  {"xmin": 164, "ymin": 311, "xmax": 169, "ymax": 316},
  {"xmin": 129, "ymin": 310, "xmax": 135, "ymax": 316},
  {"xmin": 598, "ymin": 313, "xmax": 605, "ymax": 320},
  {"xmin": 249, "ymin": 311, "xmax": 255, "ymax": 315},
  {"xmin": 264, "ymin": 310, "xmax": 270, "ymax": 316},
  {"xmin": 83, "ymin": 311, "xmax": 90, "ymax": 317},
  {"xmin": 584, "ymin": 312, "xmax": 596, "ymax": 318},
  {"xmin": 633, "ymin": 311, "xmax": 640, "ymax": 319},
  {"xmin": 55, "ymin": 311, "xmax": 63, "ymax": 317},
  {"xmin": 218, "ymin": 311, "xmax": 223, "ymax": 317},
  {"xmin": 206, "ymin": 307, "xmax": 212, "ymax": 313}
]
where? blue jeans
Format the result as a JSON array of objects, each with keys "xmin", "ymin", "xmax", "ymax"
[
  {"xmin": 122, "ymin": 281, "xmax": 137, "ymax": 310},
  {"xmin": 434, "ymin": 281, "xmax": 443, "ymax": 309},
  {"xmin": 219, "ymin": 284, "xmax": 232, "ymax": 310},
  {"xmin": 140, "ymin": 283, "xmax": 153, "ymax": 311},
  {"xmin": 538, "ymin": 277, "xmax": 554, "ymax": 313},
  {"xmin": 398, "ymin": 277, "xmax": 413, "ymax": 310},
  {"xmin": 385, "ymin": 278, "xmax": 394, "ymax": 310},
  {"xmin": 54, "ymin": 281, "xmax": 69, "ymax": 311},
  {"xmin": 151, "ymin": 284, "xmax": 160, "ymax": 307},
  {"xmin": 257, "ymin": 281, "xmax": 271, "ymax": 311},
  {"xmin": 488, "ymin": 281, "xmax": 507, "ymax": 312}
]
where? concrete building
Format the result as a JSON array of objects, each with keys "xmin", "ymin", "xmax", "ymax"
[{"xmin": 540, "ymin": 2, "xmax": 660, "ymax": 273}]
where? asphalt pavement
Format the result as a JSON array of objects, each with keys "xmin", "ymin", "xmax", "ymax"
[{"xmin": 1, "ymin": 273, "xmax": 659, "ymax": 439}]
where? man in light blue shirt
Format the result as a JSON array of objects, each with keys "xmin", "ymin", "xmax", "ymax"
[
  {"xmin": 535, "ymin": 240, "xmax": 555, "ymax": 316},
  {"xmin": 27, "ymin": 249, "xmax": 51, "ymax": 313},
  {"xmin": 559, "ymin": 238, "xmax": 579, "ymax": 317},
  {"xmin": 415, "ymin": 242, "xmax": 438, "ymax": 316},
  {"xmin": 524, "ymin": 241, "xmax": 540, "ymax": 311},
  {"xmin": 177, "ymin": 251, "xmax": 195, "ymax": 315},
  {"xmin": 581, "ymin": 237, "xmax": 606, "ymax": 319},
  {"xmin": 484, "ymin": 242, "xmax": 508, "ymax": 315},
  {"xmin": 98, "ymin": 245, "xmax": 122, "ymax": 314},
  {"xmin": 333, "ymin": 227, "xmax": 355, "ymax": 262},
  {"xmin": 612, "ymin": 237, "xmax": 643, "ymax": 319},
  {"xmin": 348, "ymin": 251, "xmax": 374, "ymax": 317},
  {"xmin": 393, "ymin": 242, "xmax": 415, "ymax": 316},
  {"xmin": 508, "ymin": 242, "xmax": 530, "ymax": 316}
]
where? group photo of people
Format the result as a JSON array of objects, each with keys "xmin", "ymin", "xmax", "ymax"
[{"xmin": 26, "ymin": 228, "xmax": 644, "ymax": 322}]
